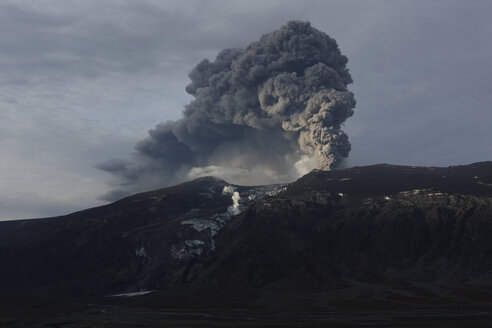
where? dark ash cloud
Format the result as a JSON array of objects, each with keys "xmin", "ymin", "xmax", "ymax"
[{"xmin": 98, "ymin": 21, "xmax": 356, "ymax": 200}]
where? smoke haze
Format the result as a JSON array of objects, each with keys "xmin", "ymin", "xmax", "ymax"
[{"xmin": 98, "ymin": 21, "xmax": 356, "ymax": 200}]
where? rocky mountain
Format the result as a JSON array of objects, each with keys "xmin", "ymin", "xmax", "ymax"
[{"xmin": 1, "ymin": 162, "xmax": 492, "ymax": 326}]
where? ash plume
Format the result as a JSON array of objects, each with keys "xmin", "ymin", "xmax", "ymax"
[{"xmin": 98, "ymin": 21, "xmax": 356, "ymax": 200}]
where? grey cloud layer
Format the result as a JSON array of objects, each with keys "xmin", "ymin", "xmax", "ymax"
[{"xmin": 99, "ymin": 21, "xmax": 356, "ymax": 200}]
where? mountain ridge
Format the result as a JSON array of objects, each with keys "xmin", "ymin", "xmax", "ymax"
[{"xmin": 2, "ymin": 162, "xmax": 492, "ymax": 326}]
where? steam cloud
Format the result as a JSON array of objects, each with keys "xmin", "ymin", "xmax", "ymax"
[
  {"xmin": 223, "ymin": 186, "xmax": 241, "ymax": 216},
  {"xmin": 98, "ymin": 21, "xmax": 356, "ymax": 201}
]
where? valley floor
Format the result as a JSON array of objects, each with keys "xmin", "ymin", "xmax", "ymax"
[
  {"xmin": 2, "ymin": 283, "xmax": 492, "ymax": 328},
  {"xmin": 2, "ymin": 306, "xmax": 492, "ymax": 327}
]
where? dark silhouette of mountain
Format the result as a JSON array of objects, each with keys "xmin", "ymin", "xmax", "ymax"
[{"xmin": 1, "ymin": 162, "xmax": 492, "ymax": 327}]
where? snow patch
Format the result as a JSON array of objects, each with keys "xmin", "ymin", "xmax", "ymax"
[
  {"xmin": 244, "ymin": 184, "xmax": 287, "ymax": 200},
  {"xmin": 174, "ymin": 184, "xmax": 286, "ymax": 259},
  {"xmin": 180, "ymin": 211, "xmax": 233, "ymax": 253},
  {"xmin": 426, "ymin": 192, "xmax": 444, "ymax": 196},
  {"xmin": 399, "ymin": 189, "xmax": 429, "ymax": 195},
  {"xmin": 181, "ymin": 217, "xmax": 222, "ymax": 234},
  {"xmin": 185, "ymin": 239, "xmax": 204, "ymax": 247},
  {"xmin": 171, "ymin": 243, "xmax": 203, "ymax": 259},
  {"xmin": 266, "ymin": 187, "xmax": 287, "ymax": 196},
  {"xmin": 110, "ymin": 290, "xmax": 155, "ymax": 297},
  {"xmin": 135, "ymin": 246, "xmax": 147, "ymax": 257}
]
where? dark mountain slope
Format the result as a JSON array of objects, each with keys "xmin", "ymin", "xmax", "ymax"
[
  {"xmin": 0, "ymin": 176, "xmax": 286, "ymax": 296},
  {"xmin": 0, "ymin": 177, "xmax": 237, "ymax": 294},
  {"xmin": 204, "ymin": 187, "xmax": 492, "ymax": 289},
  {"xmin": 1, "ymin": 162, "xmax": 492, "ymax": 313},
  {"xmin": 178, "ymin": 162, "xmax": 492, "ymax": 290}
]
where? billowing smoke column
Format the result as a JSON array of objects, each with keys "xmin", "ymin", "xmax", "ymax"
[{"xmin": 98, "ymin": 21, "xmax": 356, "ymax": 201}]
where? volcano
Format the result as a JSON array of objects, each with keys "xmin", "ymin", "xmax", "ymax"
[{"xmin": 1, "ymin": 162, "xmax": 492, "ymax": 327}]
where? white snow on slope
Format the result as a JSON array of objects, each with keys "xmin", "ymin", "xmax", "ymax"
[{"xmin": 109, "ymin": 290, "xmax": 155, "ymax": 297}]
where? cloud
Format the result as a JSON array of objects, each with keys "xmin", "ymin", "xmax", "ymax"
[{"xmin": 98, "ymin": 21, "xmax": 356, "ymax": 200}]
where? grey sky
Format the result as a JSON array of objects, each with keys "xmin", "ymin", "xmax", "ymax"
[{"xmin": 1, "ymin": 0, "xmax": 491, "ymax": 220}]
